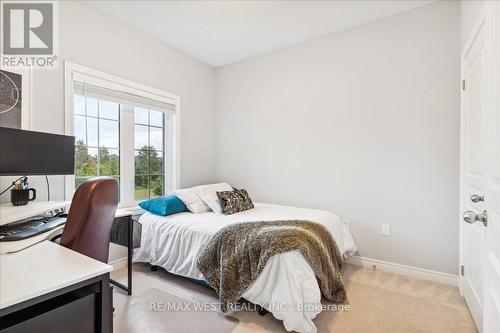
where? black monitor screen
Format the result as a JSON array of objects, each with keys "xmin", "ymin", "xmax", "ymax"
[{"xmin": 0, "ymin": 127, "xmax": 75, "ymax": 176}]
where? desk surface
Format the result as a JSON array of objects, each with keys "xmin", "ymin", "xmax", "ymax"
[
  {"xmin": 0, "ymin": 202, "xmax": 136, "ymax": 254},
  {"xmin": 0, "ymin": 241, "xmax": 113, "ymax": 309},
  {"xmin": 0, "ymin": 201, "xmax": 136, "ymax": 226},
  {"xmin": 0, "ymin": 201, "xmax": 70, "ymax": 226}
]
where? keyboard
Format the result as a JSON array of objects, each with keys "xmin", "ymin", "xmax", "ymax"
[{"xmin": 0, "ymin": 216, "xmax": 67, "ymax": 242}]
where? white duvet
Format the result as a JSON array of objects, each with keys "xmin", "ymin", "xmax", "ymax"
[{"xmin": 134, "ymin": 203, "xmax": 357, "ymax": 333}]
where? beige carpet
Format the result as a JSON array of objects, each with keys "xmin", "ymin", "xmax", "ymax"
[
  {"xmin": 113, "ymin": 287, "xmax": 239, "ymax": 333},
  {"xmin": 111, "ymin": 263, "xmax": 477, "ymax": 333}
]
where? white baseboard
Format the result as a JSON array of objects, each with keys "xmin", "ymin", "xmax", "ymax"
[
  {"xmin": 346, "ymin": 255, "xmax": 458, "ymax": 287},
  {"xmin": 109, "ymin": 257, "xmax": 128, "ymax": 271},
  {"xmin": 109, "ymin": 255, "xmax": 458, "ymax": 286}
]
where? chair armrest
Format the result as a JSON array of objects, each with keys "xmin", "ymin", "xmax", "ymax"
[{"xmin": 51, "ymin": 234, "xmax": 62, "ymax": 243}]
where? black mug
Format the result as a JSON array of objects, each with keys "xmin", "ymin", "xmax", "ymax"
[{"xmin": 11, "ymin": 188, "xmax": 36, "ymax": 206}]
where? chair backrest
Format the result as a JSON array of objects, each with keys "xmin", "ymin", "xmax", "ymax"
[{"xmin": 61, "ymin": 177, "xmax": 118, "ymax": 263}]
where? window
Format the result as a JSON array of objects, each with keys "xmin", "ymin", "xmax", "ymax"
[
  {"xmin": 74, "ymin": 96, "xmax": 120, "ymax": 189},
  {"xmin": 66, "ymin": 62, "xmax": 179, "ymax": 207},
  {"xmin": 134, "ymin": 107, "xmax": 165, "ymax": 200}
]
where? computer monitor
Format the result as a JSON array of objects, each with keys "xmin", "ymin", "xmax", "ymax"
[{"xmin": 0, "ymin": 127, "xmax": 75, "ymax": 176}]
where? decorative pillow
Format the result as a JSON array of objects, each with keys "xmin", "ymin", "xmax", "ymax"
[
  {"xmin": 172, "ymin": 189, "xmax": 211, "ymax": 213},
  {"xmin": 216, "ymin": 189, "xmax": 254, "ymax": 215},
  {"xmin": 193, "ymin": 183, "xmax": 233, "ymax": 214},
  {"xmin": 139, "ymin": 195, "xmax": 188, "ymax": 216}
]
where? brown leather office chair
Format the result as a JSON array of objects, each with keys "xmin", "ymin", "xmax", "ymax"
[{"xmin": 60, "ymin": 177, "xmax": 118, "ymax": 263}]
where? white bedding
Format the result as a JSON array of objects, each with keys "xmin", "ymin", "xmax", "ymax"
[{"xmin": 134, "ymin": 202, "xmax": 357, "ymax": 333}]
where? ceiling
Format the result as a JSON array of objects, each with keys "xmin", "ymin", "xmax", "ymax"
[{"xmin": 88, "ymin": 1, "xmax": 434, "ymax": 67}]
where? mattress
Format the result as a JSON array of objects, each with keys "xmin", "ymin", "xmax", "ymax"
[{"xmin": 134, "ymin": 202, "xmax": 357, "ymax": 333}]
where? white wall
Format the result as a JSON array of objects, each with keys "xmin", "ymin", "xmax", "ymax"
[
  {"xmin": 215, "ymin": 1, "xmax": 460, "ymax": 274},
  {"xmin": 1, "ymin": 1, "xmax": 216, "ymax": 202},
  {"xmin": 461, "ymin": 1, "xmax": 486, "ymax": 48}
]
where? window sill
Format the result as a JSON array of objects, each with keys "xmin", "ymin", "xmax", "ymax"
[{"xmin": 117, "ymin": 204, "xmax": 144, "ymax": 216}]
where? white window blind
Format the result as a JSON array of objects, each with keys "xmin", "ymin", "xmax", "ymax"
[{"xmin": 73, "ymin": 80, "xmax": 176, "ymax": 114}]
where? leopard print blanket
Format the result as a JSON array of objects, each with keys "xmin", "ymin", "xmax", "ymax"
[{"xmin": 197, "ymin": 220, "xmax": 346, "ymax": 312}]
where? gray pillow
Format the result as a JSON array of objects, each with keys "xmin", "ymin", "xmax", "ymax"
[{"xmin": 216, "ymin": 189, "xmax": 254, "ymax": 215}]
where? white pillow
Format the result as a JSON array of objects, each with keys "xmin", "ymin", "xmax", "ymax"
[
  {"xmin": 172, "ymin": 189, "xmax": 211, "ymax": 213},
  {"xmin": 192, "ymin": 183, "xmax": 233, "ymax": 214}
]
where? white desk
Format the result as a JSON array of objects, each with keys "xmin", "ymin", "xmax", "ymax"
[
  {"xmin": 0, "ymin": 241, "xmax": 112, "ymax": 309},
  {"xmin": 0, "ymin": 202, "xmax": 136, "ymax": 254},
  {"xmin": 0, "ymin": 202, "xmax": 135, "ymax": 226},
  {"xmin": 0, "ymin": 202, "xmax": 137, "ymax": 297},
  {"xmin": 0, "ymin": 201, "xmax": 70, "ymax": 226}
]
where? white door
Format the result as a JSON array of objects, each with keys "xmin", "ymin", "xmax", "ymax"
[
  {"xmin": 461, "ymin": 2, "xmax": 500, "ymax": 333},
  {"xmin": 483, "ymin": 2, "xmax": 500, "ymax": 333},
  {"xmin": 460, "ymin": 5, "xmax": 490, "ymax": 332}
]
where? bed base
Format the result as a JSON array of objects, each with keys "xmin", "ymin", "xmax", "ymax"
[{"xmin": 257, "ymin": 305, "xmax": 268, "ymax": 316}]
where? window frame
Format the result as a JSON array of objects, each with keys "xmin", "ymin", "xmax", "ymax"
[{"xmin": 64, "ymin": 61, "xmax": 180, "ymax": 208}]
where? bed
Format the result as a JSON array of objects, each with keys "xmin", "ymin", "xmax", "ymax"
[{"xmin": 133, "ymin": 202, "xmax": 357, "ymax": 333}]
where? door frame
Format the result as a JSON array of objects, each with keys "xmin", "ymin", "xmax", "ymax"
[{"xmin": 459, "ymin": 2, "xmax": 492, "ymax": 297}]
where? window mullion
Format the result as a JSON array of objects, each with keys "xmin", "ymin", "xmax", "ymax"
[
  {"xmin": 148, "ymin": 109, "xmax": 151, "ymax": 199},
  {"xmin": 96, "ymin": 101, "xmax": 100, "ymax": 177},
  {"xmin": 120, "ymin": 104, "xmax": 135, "ymax": 207},
  {"xmin": 165, "ymin": 114, "xmax": 174, "ymax": 194}
]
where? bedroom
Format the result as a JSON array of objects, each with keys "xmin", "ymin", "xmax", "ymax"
[{"xmin": 0, "ymin": 0, "xmax": 498, "ymax": 333}]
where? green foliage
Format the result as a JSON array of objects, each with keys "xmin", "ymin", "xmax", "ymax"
[
  {"xmin": 149, "ymin": 149, "xmax": 163, "ymax": 175},
  {"xmin": 75, "ymin": 139, "xmax": 119, "ymax": 188},
  {"xmin": 134, "ymin": 145, "xmax": 164, "ymax": 198},
  {"xmin": 98, "ymin": 147, "xmax": 119, "ymax": 176},
  {"xmin": 151, "ymin": 177, "xmax": 163, "ymax": 197},
  {"xmin": 135, "ymin": 147, "xmax": 149, "ymax": 177},
  {"xmin": 75, "ymin": 141, "xmax": 164, "ymax": 198},
  {"xmin": 75, "ymin": 140, "xmax": 97, "ymax": 177}
]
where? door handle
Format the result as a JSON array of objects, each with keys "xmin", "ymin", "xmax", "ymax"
[
  {"xmin": 471, "ymin": 194, "xmax": 484, "ymax": 203},
  {"xmin": 463, "ymin": 210, "xmax": 488, "ymax": 227}
]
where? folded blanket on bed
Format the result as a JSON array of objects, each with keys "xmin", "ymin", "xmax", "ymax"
[{"xmin": 197, "ymin": 220, "xmax": 346, "ymax": 312}]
